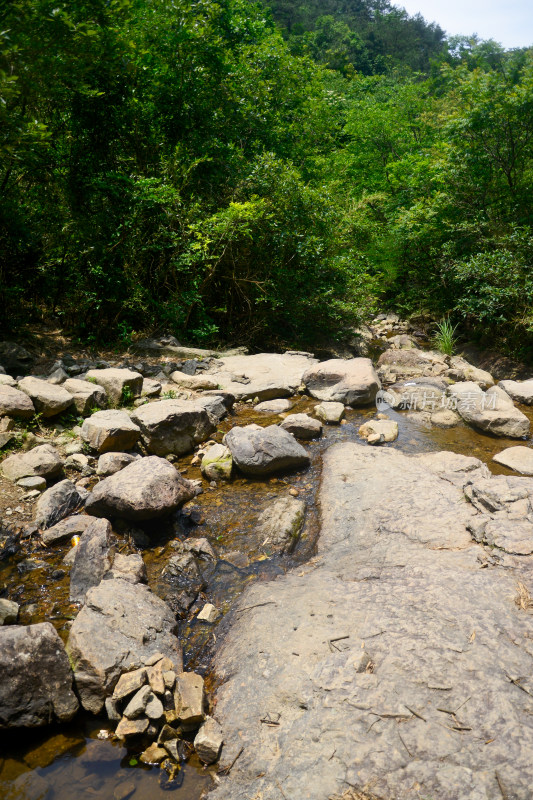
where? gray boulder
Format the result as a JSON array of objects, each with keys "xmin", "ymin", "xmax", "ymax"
[
  {"xmin": 194, "ymin": 716, "xmax": 223, "ymax": 764},
  {"xmin": 85, "ymin": 456, "xmax": 196, "ymax": 521},
  {"xmin": 255, "ymin": 399, "xmax": 293, "ymax": 414},
  {"xmin": 493, "ymin": 446, "xmax": 533, "ymax": 475},
  {"xmin": 499, "ymin": 378, "xmax": 533, "ymax": 405},
  {"xmin": 85, "ymin": 368, "xmax": 143, "ymax": 405},
  {"xmin": 1, "ymin": 444, "xmax": 63, "ymax": 482},
  {"xmin": 105, "ymin": 552, "xmax": 147, "ymax": 585},
  {"xmin": 279, "ymin": 413, "xmax": 322, "ymax": 440},
  {"xmin": 203, "ymin": 352, "xmax": 318, "ymax": 401},
  {"xmin": 303, "ymin": 358, "xmax": 380, "ymax": 405},
  {"xmin": 358, "ymin": 418, "xmax": 399, "ymax": 443},
  {"xmin": 377, "ymin": 348, "xmax": 448, "ymax": 384},
  {"xmin": 81, "ymin": 409, "xmax": 140, "ymax": 454},
  {"xmin": 35, "ymin": 479, "xmax": 85, "ymax": 529},
  {"xmin": 63, "ymin": 377, "xmax": 107, "ymax": 414},
  {"xmin": 66, "ymin": 578, "xmax": 182, "ymax": 713},
  {"xmin": 0, "ymin": 598, "xmax": 19, "ymax": 625},
  {"xmin": 18, "ymin": 376, "xmax": 74, "ymax": 417},
  {"xmin": 0, "ymin": 384, "xmax": 35, "ymax": 418},
  {"xmin": 131, "ymin": 399, "xmax": 216, "ymax": 456},
  {"xmin": 96, "ymin": 451, "xmax": 139, "ymax": 476},
  {"xmin": 70, "ymin": 518, "xmax": 113, "ymax": 603},
  {"xmin": 256, "ymin": 496, "xmax": 305, "ymax": 554},
  {"xmin": 448, "ymin": 382, "xmax": 530, "ymax": 438},
  {"xmin": 200, "ymin": 443, "xmax": 233, "ymax": 481},
  {"xmin": 224, "ymin": 424, "xmax": 310, "ymax": 476},
  {"xmin": 314, "ymin": 401, "xmax": 345, "ymax": 424},
  {"xmin": 41, "ymin": 514, "xmax": 95, "ymax": 546},
  {"xmin": 445, "ymin": 355, "xmax": 494, "ymax": 389},
  {"xmin": 0, "ymin": 622, "xmax": 78, "ymax": 727}
]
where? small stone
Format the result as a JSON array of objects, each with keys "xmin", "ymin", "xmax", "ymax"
[
  {"xmin": 140, "ymin": 743, "xmax": 168, "ymax": 765},
  {"xmin": 17, "ymin": 476, "xmax": 46, "ymax": 491},
  {"xmin": 147, "ymin": 661, "xmax": 166, "ymax": 695},
  {"xmin": 35, "ymin": 480, "xmax": 85, "ymax": 529},
  {"xmin": 115, "ymin": 716, "xmax": 149, "ymax": 739},
  {"xmin": 194, "ymin": 716, "xmax": 223, "ymax": 764},
  {"xmin": 288, "ymin": 488, "xmax": 299, "ymax": 497},
  {"xmin": 197, "ymin": 603, "xmax": 219, "ymax": 624},
  {"xmin": 158, "ymin": 724, "xmax": 179, "ymax": 745},
  {"xmin": 123, "ymin": 685, "xmax": 152, "ymax": 719},
  {"xmin": 367, "ymin": 433, "xmax": 381, "ymax": 445},
  {"xmin": 105, "ymin": 696, "xmax": 122, "ymax": 723},
  {"xmin": 113, "ymin": 780, "xmax": 136, "ymax": 800},
  {"xmin": 0, "ymin": 598, "xmax": 19, "ymax": 625},
  {"xmin": 145, "ymin": 652, "xmax": 165, "ymax": 667},
  {"xmin": 174, "ymin": 672, "xmax": 205, "ymax": 729},
  {"xmin": 113, "ymin": 668, "xmax": 147, "ymax": 700},
  {"xmin": 314, "ymin": 402, "xmax": 345, "ymax": 424},
  {"xmin": 358, "ymin": 419, "xmax": 398, "ymax": 443},
  {"xmin": 163, "ymin": 671, "xmax": 176, "ymax": 690},
  {"xmin": 145, "ymin": 692, "xmax": 165, "ymax": 721}
]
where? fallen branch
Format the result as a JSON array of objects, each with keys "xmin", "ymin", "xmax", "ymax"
[{"xmin": 218, "ymin": 747, "xmax": 244, "ymax": 776}]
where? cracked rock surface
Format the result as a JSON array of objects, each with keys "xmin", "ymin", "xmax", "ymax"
[{"xmin": 210, "ymin": 444, "xmax": 533, "ymax": 800}]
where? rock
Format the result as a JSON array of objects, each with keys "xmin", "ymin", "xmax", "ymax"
[
  {"xmin": 379, "ymin": 378, "xmax": 447, "ymax": 412},
  {"xmin": 113, "ymin": 668, "xmax": 147, "ymax": 701},
  {"xmin": 147, "ymin": 656, "xmax": 174, "ymax": 694},
  {"xmin": 197, "ymin": 603, "xmax": 219, "ymax": 624},
  {"xmin": 63, "ymin": 377, "xmax": 107, "ymax": 414},
  {"xmin": 314, "ymin": 401, "xmax": 345, "ymax": 424},
  {"xmin": 41, "ymin": 514, "xmax": 95, "ymax": 546},
  {"xmin": 377, "ymin": 348, "xmax": 448, "ymax": 384},
  {"xmin": 18, "ymin": 376, "xmax": 73, "ymax": 417},
  {"xmin": 447, "ymin": 382, "xmax": 530, "ymax": 438},
  {"xmin": 67, "ymin": 578, "xmax": 182, "ymax": 713},
  {"xmin": 2, "ymin": 444, "xmax": 63, "ymax": 483},
  {"xmin": 85, "ymin": 368, "xmax": 143, "ymax": 405},
  {"xmin": 115, "ymin": 717, "xmax": 149, "ymax": 739},
  {"xmin": 200, "ymin": 443, "xmax": 232, "ymax": 481},
  {"xmin": 106, "ymin": 552, "xmax": 147, "ymax": 584},
  {"xmin": 209, "ymin": 444, "xmax": 533, "ymax": 800},
  {"xmin": 224, "ymin": 424, "xmax": 310, "ymax": 477},
  {"xmin": 174, "ymin": 672, "xmax": 205, "ymax": 729},
  {"xmin": 85, "ymin": 456, "xmax": 195, "ymax": 521},
  {"xmin": 0, "ymin": 373, "xmax": 17, "ymax": 386},
  {"xmin": 65, "ymin": 452, "xmax": 91, "ymax": 472},
  {"xmin": 17, "ymin": 476, "xmax": 46, "ymax": 492},
  {"xmin": 255, "ymin": 399, "xmax": 293, "ymax": 414},
  {"xmin": 145, "ymin": 692, "xmax": 164, "ymax": 721},
  {"xmin": 388, "ymin": 334, "xmax": 416, "ymax": 350},
  {"xmin": 35, "ymin": 479, "xmax": 84, "ymax": 529},
  {"xmin": 493, "ymin": 446, "xmax": 533, "ymax": 475},
  {"xmin": 256, "ymin": 496, "xmax": 305, "ymax": 554},
  {"xmin": 194, "ymin": 716, "xmax": 223, "ymax": 764},
  {"xmin": 0, "ymin": 341, "xmax": 33, "ymax": 374},
  {"xmin": 195, "ymin": 393, "xmax": 231, "ymax": 423},
  {"xmin": 70, "ymin": 518, "xmax": 113, "ymax": 603},
  {"xmin": 203, "ymin": 352, "xmax": 318, "ymax": 401},
  {"xmin": 105, "ymin": 696, "xmax": 122, "ymax": 723},
  {"xmin": 141, "ymin": 378, "xmax": 162, "ymax": 398},
  {"xmin": 81, "ymin": 410, "xmax": 140, "ymax": 454},
  {"xmin": 4, "ymin": 772, "xmax": 50, "ymax": 800},
  {"xmin": 123, "ymin": 684, "xmax": 152, "ymax": 719},
  {"xmin": 0, "ymin": 384, "xmax": 35, "ymax": 418},
  {"xmin": 140, "ymin": 743, "xmax": 168, "ymax": 764},
  {"xmin": 131, "ymin": 399, "xmax": 216, "ymax": 457},
  {"xmin": 430, "ymin": 408, "xmax": 462, "ymax": 428},
  {"xmin": 182, "ymin": 537, "xmax": 217, "ymax": 561},
  {"xmin": 96, "ymin": 452, "xmax": 139, "ymax": 476},
  {"xmin": 170, "ymin": 372, "xmax": 219, "ymax": 391},
  {"xmin": 358, "ymin": 419, "xmax": 398, "ymax": 443},
  {"xmin": 499, "ymin": 378, "xmax": 533, "ymax": 405},
  {"xmin": 279, "ymin": 413, "xmax": 322, "ymax": 440},
  {"xmin": 0, "ymin": 598, "xmax": 19, "ymax": 624},
  {"xmin": 446, "ymin": 356, "xmax": 494, "ymax": 389},
  {"xmin": 0, "ymin": 622, "xmax": 78, "ymax": 727},
  {"xmin": 303, "ymin": 358, "xmax": 380, "ymax": 405}
]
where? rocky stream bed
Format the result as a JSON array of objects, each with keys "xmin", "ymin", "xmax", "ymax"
[{"xmin": 1, "ymin": 319, "xmax": 533, "ymax": 800}]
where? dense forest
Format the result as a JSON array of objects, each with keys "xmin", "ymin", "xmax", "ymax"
[{"xmin": 1, "ymin": 0, "xmax": 532, "ymax": 354}]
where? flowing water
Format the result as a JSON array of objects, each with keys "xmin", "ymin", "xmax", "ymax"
[{"xmin": 2, "ymin": 394, "xmax": 533, "ymax": 800}]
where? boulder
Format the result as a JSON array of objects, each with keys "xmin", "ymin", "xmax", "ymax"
[
  {"xmin": 358, "ymin": 419, "xmax": 399, "ymax": 443},
  {"xmin": 66, "ymin": 578, "xmax": 182, "ymax": 713},
  {"xmin": 204, "ymin": 352, "xmax": 318, "ymax": 401},
  {"xmin": 200, "ymin": 443, "xmax": 233, "ymax": 481},
  {"xmin": 493, "ymin": 446, "xmax": 533, "ymax": 475},
  {"xmin": 224, "ymin": 424, "xmax": 310, "ymax": 476},
  {"xmin": 254, "ymin": 399, "xmax": 293, "ymax": 414},
  {"xmin": 63, "ymin": 378, "xmax": 107, "ymax": 415},
  {"xmin": 445, "ymin": 356, "xmax": 494, "ymax": 389},
  {"xmin": 85, "ymin": 368, "xmax": 143, "ymax": 405},
  {"xmin": 17, "ymin": 475, "xmax": 47, "ymax": 491},
  {"xmin": 96, "ymin": 451, "xmax": 139, "ymax": 476},
  {"xmin": 4, "ymin": 773, "xmax": 50, "ymax": 800},
  {"xmin": 257, "ymin": 496, "xmax": 305, "ymax": 554},
  {"xmin": 377, "ymin": 348, "xmax": 448, "ymax": 384},
  {"xmin": 81, "ymin": 410, "xmax": 140, "ymax": 454},
  {"xmin": 314, "ymin": 401, "xmax": 345, "ymax": 424},
  {"xmin": 447, "ymin": 382, "xmax": 530, "ymax": 438},
  {"xmin": 174, "ymin": 672, "xmax": 205, "ymax": 729},
  {"xmin": 70, "ymin": 518, "xmax": 113, "ymax": 603},
  {"xmin": 131, "ymin": 399, "xmax": 216, "ymax": 456},
  {"xmin": 379, "ymin": 378, "xmax": 447, "ymax": 412},
  {"xmin": 1, "ymin": 444, "xmax": 63, "ymax": 482},
  {"xmin": 41, "ymin": 514, "xmax": 95, "ymax": 546},
  {"xmin": 141, "ymin": 378, "xmax": 162, "ymax": 398},
  {"xmin": 0, "ymin": 384, "xmax": 35, "ymax": 418},
  {"xmin": 0, "ymin": 622, "xmax": 78, "ymax": 727},
  {"xmin": 0, "ymin": 374, "xmax": 17, "ymax": 386},
  {"xmin": 0, "ymin": 341, "xmax": 33, "ymax": 375},
  {"xmin": 35, "ymin": 480, "xmax": 85, "ymax": 529},
  {"xmin": 303, "ymin": 358, "xmax": 380, "ymax": 406},
  {"xmin": 279, "ymin": 413, "xmax": 322, "ymax": 440},
  {"xmin": 194, "ymin": 716, "xmax": 223, "ymax": 764},
  {"xmin": 170, "ymin": 372, "xmax": 219, "ymax": 391},
  {"xmin": 18, "ymin": 376, "xmax": 73, "ymax": 417},
  {"xmin": 105, "ymin": 552, "xmax": 147, "ymax": 585},
  {"xmin": 85, "ymin": 456, "xmax": 195, "ymax": 521},
  {"xmin": 0, "ymin": 598, "xmax": 19, "ymax": 625},
  {"xmin": 499, "ymin": 378, "xmax": 533, "ymax": 405},
  {"xmin": 430, "ymin": 408, "xmax": 462, "ymax": 428}
]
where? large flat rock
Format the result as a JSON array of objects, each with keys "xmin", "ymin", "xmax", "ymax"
[
  {"xmin": 204, "ymin": 352, "xmax": 318, "ymax": 401},
  {"xmin": 0, "ymin": 622, "xmax": 78, "ymax": 727},
  {"xmin": 210, "ymin": 444, "xmax": 533, "ymax": 800},
  {"xmin": 448, "ymin": 382, "xmax": 530, "ymax": 438},
  {"xmin": 303, "ymin": 357, "xmax": 380, "ymax": 405}
]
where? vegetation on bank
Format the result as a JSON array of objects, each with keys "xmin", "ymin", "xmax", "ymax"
[{"xmin": 1, "ymin": 0, "xmax": 532, "ymax": 355}]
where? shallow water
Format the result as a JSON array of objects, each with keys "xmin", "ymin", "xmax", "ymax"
[{"xmin": 2, "ymin": 394, "xmax": 533, "ymax": 799}]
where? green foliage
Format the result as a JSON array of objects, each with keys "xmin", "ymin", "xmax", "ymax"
[
  {"xmin": 431, "ymin": 319, "xmax": 458, "ymax": 355},
  {"xmin": 120, "ymin": 385, "xmax": 134, "ymax": 407}
]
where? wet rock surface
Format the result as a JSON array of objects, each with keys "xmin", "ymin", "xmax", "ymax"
[{"xmin": 210, "ymin": 444, "xmax": 533, "ymax": 800}]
